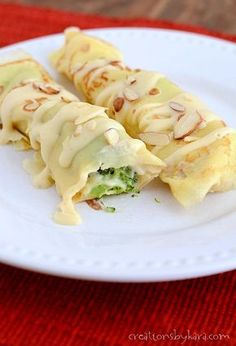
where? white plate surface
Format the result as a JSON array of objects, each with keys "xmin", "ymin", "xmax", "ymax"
[{"xmin": 0, "ymin": 28, "xmax": 236, "ymax": 282}]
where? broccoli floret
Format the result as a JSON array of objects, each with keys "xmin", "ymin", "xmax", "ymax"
[{"xmin": 88, "ymin": 166, "xmax": 138, "ymax": 199}]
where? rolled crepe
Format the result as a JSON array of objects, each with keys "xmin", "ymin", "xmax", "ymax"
[
  {"xmin": 0, "ymin": 51, "xmax": 164, "ymax": 225},
  {"xmin": 51, "ymin": 27, "xmax": 236, "ymax": 207}
]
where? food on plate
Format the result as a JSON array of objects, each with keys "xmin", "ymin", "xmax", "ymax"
[
  {"xmin": 51, "ymin": 27, "xmax": 236, "ymax": 207},
  {"xmin": 0, "ymin": 51, "xmax": 164, "ymax": 225}
]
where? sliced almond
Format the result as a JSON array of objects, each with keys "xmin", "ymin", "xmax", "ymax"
[
  {"xmin": 123, "ymin": 88, "xmax": 139, "ymax": 101},
  {"xmin": 104, "ymin": 128, "xmax": 119, "ymax": 146},
  {"xmin": 127, "ymin": 76, "xmax": 136, "ymax": 85},
  {"xmin": 139, "ymin": 132, "xmax": 171, "ymax": 146},
  {"xmin": 33, "ymin": 82, "xmax": 60, "ymax": 95},
  {"xmin": 101, "ymin": 72, "xmax": 108, "ymax": 81},
  {"xmin": 149, "ymin": 88, "xmax": 160, "ymax": 96},
  {"xmin": 61, "ymin": 96, "xmax": 72, "ymax": 104},
  {"xmin": 86, "ymin": 199, "xmax": 102, "ymax": 211},
  {"xmin": 174, "ymin": 112, "xmax": 203, "ymax": 139},
  {"xmin": 23, "ymin": 99, "xmax": 41, "ymax": 112},
  {"xmin": 113, "ymin": 97, "xmax": 124, "ymax": 112},
  {"xmin": 110, "ymin": 60, "xmax": 120, "ymax": 66},
  {"xmin": 40, "ymin": 85, "xmax": 60, "ymax": 95},
  {"xmin": 169, "ymin": 101, "xmax": 185, "ymax": 112},
  {"xmin": 0, "ymin": 85, "xmax": 4, "ymax": 94}
]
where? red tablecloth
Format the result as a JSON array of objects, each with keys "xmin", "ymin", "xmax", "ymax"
[{"xmin": 0, "ymin": 4, "xmax": 235, "ymax": 345}]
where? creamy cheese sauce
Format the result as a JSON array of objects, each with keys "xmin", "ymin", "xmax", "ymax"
[
  {"xmin": 50, "ymin": 28, "xmax": 236, "ymax": 207},
  {"xmin": 165, "ymin": 127, "xmax": 235, "ymax": 165},
  {"xmin": 0, "ymin": 67, "xmax": 163, "ymax": 225}
]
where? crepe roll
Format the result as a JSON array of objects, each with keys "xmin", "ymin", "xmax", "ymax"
[
  {"xmin": 0, "ymin": 52, "xmax": 164, "ymax": 225},
  {"xmin": 51, "ymin": 28, "xmax": 236, "ymax": 207}
]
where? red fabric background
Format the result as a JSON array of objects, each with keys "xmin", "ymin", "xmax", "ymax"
[{"xmin": 0, "ymin": 3, "xmax": 235, "ymax": 346}]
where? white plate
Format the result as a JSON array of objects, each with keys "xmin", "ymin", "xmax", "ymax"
[{"xmin": 0, "ymin": 28, "xmax": 236, "ymax": 282}]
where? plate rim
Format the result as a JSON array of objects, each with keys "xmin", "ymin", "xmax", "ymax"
[{"xmin": 0, "ymin": 27, "xmax": 236, "ymax": 282}]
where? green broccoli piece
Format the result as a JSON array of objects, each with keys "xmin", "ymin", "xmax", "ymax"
[{"xmin": 88, "ymin": 166, "xmax": 138, "ymax": 199}]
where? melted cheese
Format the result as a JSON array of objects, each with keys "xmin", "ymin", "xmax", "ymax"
[
  {"xmin": 165, "ymin": 127, "xmax": 235, "ymax": 165},
  {"xmin": 50, "ymin": 28, "xmax": 236, "ymax": 207},
  {"xmin": 0, "ymin": 58, "xmax": 164, "ymax": 224}
]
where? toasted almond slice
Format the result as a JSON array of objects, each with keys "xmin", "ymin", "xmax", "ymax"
[
  {"xmin": 169, "ymin": 101, "xmax": 185, "ymax": 112},
  {"xmin": 86, "ymin": 120, "xmax": 96, "ymax": 130},
  {"xmin": 123, "ymin": 87, "xmax": 139, "ymax": 101},
  {"xmin": 127, "ymin": 76, "xmax": 136, "ymax": 85},
  {"xmin": 61, "ymin": 96, "xmax": 72, "ymax": 104},
  {"xmin": 174, "ymin": 112, "xmax": 203, "ymax": 139},
  {"xmin": 101, "ymin": 72, "xmax": 108, "ymax": 81},
  {"xmin": 113, "ymin": 97, "xmax": 124, "ymax": 112},
  {"xmin": 110, "ymin": 60, "xmax": 122, "ymax": 67},
  {"xmin": 86, "ymin": 199, "xmax": 103, "ymax": 211},
  {"xmin": 104, "ymin": 128, "xmax": 120, "ymax": 146},
  {"xmin": 149, "ymin": 88, "xmax": 160, "ymax": 96},
  {"xmin": 0, "ymin": 85, "xmax": 4, "ymax": 94},
  {"xmin": 139, "ymin": 132, "xmax": 171, "ymax": 146},
  {"xmin": 23, "ymin": 99, "xmax": 41, "ymax": 112},
  {"xmin": 40, "ymin": 85, "xmax": 60, "ymax": 95},
  {"xmin": 33, "ymin": 82, "xmax": 60, "ymax": 95}
]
